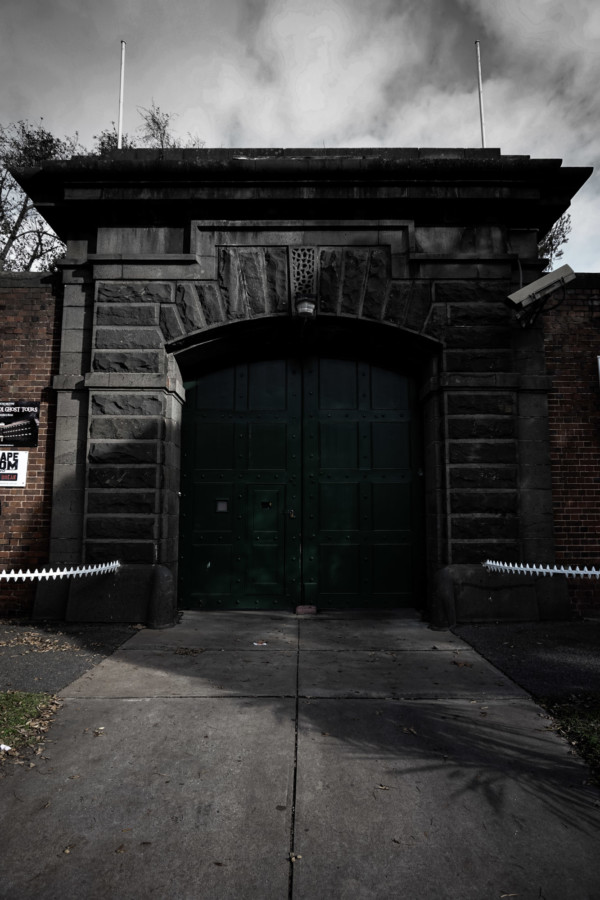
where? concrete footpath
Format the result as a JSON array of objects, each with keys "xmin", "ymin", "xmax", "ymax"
[{"xmin": 1, "ymin": 610, "xmax": 599, "ymax": 900}]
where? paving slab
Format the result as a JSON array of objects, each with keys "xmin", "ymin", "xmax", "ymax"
[
  {"xmin": 293, "ymin": 698, "xmax": 600, "ymax": 900},
  {"xmin": 133, "ymin": 610, "xmax": 299, "ymax": 651},
  {"xmin": 299, "ymin": 616, "xmax": 464, "ymax": 652},
  {"xmin": 62, "ymin": 648, "xmax": 298, "ymax": 698},
  {"xmin": 298, "ymin": 649, "xmax": 527, "ymax": 699},
  {"xmin": 1, "ymin": 697, "xmax": 295, "ymax": 900}
]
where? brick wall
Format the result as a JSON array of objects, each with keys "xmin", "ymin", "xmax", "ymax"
[
  {"xmin": 0, "ymin": 273, "xmax": 61, "ymax": 616},
  {"xmin": 543, "ymin": 274, "xmax": 600, "ymax": 617}
]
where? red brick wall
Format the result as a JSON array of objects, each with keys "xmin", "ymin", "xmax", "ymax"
[
  {"xmin": 543, "ymin": 274, "xmax": 600, "ymax": 617},
  {"xmin": 0, "ymin": 273, "xmax": 61, "ymax": 616}
]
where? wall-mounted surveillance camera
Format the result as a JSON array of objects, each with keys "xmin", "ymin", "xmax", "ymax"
[{"xmin": 507, "ymin": 264, "xmax": 576, "ymax": 310}]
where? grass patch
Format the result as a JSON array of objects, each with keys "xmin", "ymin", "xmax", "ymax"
[
  {"xmin": 539, "ymin": 693, "xmax": 600, "ymax": 786},
  {"xmin": 0, "ymin": 691, "xmax": 61, "ymax": 756}
]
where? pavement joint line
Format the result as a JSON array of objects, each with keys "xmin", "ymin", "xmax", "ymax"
[{"xmin": 287, "ymin": 617, "xmax": 301, "ymax": 900}]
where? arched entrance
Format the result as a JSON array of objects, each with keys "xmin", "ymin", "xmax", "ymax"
[{"xmin": 178, "ymin": 346, "xmax": 424, "ymax": 611}]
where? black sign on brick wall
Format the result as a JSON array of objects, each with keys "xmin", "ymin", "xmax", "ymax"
[{"xmin": 0, "ymin": 402, "xmax": 40, "ymax": 447}]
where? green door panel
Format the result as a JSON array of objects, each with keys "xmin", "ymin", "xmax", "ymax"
[{"xmin": 179, "ymin": 357, "xmax": 421, "ymax": 609}]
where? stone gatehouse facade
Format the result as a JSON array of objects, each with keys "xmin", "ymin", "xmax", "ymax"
[{"xmin": 9, "ymin": 148, "xmax": 592, "ymax": 625}]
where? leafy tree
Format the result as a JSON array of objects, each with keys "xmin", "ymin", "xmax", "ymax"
[
  {"xmin": 0, "ymin": 120, "xmax": 82, "ymax": 271},
  {"xmin": 137, "ymin": 101, "xmax": 204, "ymax": 150},
  {"xmin": 1, "ymin": 107, "xmax": 203, "ymax": 271},
  {"xmin": 538, "ymin": 213, "xmax": 572, "ymax": 271},
  {"xmin": 92, "ymin": 122, "xmax": 137, "ymax": 156}
]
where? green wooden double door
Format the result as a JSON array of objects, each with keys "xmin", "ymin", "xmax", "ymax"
[{"xmin": 179, "ymin": 357, "xmax": 421, "ymax": 609}]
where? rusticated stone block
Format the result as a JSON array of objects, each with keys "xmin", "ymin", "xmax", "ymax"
[
  {"xmin": 89, "ymin": 418, "xmax": 162, "ymax": 440},
  {"xmin": 384, "ymin": 282, "xmax": 432, "ymax": 329},
  {"xmin": 91, "ymin": 394, "xmax": 163, "ymax": 416},
  {"xmin": 451, "ymin": 514, "xmax": 518, "ymax": 540},
  {"xmin": 88, "ymin": 466, "xmax": 158, "ymax": 489},
  {"xmin": 450, "ymin": 491, "xmax": 518, "ymax": 514},
  {"xmin": 265, "ymin": 248, "xmax": 289, "ymax": 312},
  {"xmin": 218, "ymin": 248, "xmax": 246, "ymax": 319},
  {"xmin": 95, "ymin": 327, "xmax": 163, "ymax": 350},
  {"xmin": 160, "ymin": 304, "xmax": 185, "ymax": 341},
  {"xmin": 175, "ymin": 283, "xmax": 206, "ymax": 332},
  {"xmin": 444, "ymin": 325, "xmax": 512, "ymax": 349},
  {"xmin": 448, "ymin": 417, "xmax": 515, "ymax": 439},
  {"xmin": 449, "ymin": 441, "xmax": 517, "ymax": 464},
  {"xmin": 86, "ymin": 516, "xmax": 156, "ymax": 539},
  {"xmin": 449, "ymin": 302, "xmax": 511, "ymax": 326},
  {"xmin": 447, "ymin": 393, "xmax": 514, "ymax": 416},
  {"xmin": 449, "ymin": 465, "xmax": 518, "ymax": 489},
  {"xmin": 238, "ymin": 248, "xmax": 266, "ymax": 315},
  {"xmin": 362, "ymin": 248, "xmax": 390, "ymax": 320},
  {"xmin": 435, "ymin": 281, "xmax": 511, "ymax": 306},
  {"xmin": 89, "ymin": 442, "xmax": 160, "ymax": 465},
  {"xmin": 341, "ymin": 248, "xmax": 369, "ymax": 315},
  {"xmin": 87, "ymin": 491, "xmax": 157, "ymax": 514},
  {"xmin": 86, "ymin": 542, "xmax": 156, "ymax": 564},
  {"xmin": 451, "ymin": 541, "xmax": 519, "ymax": 565},
  {"xmin": 92, "ymin": 350, "xmax": 162, "ymax": 373},
  {"xmin": 444, "ymin": 350, "xmax": 513, "ymax": 373},
  {"xmin": 319, "ymin": 249, "xmax": 341, "ymax": 314},
  {"xmin": 97, "ymin": 282, "xmax": 172, "ymax": 304},
  {"xmin": 196, "ymin": 283, "xmax": 226, "ymax": 325},
  {"xmin": 96, "ymin": 305, "xmax": 159, "ymax": 327}
]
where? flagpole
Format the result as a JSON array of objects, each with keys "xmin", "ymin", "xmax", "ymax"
[
  {"xmin": 117, "ymin": 40, "xmax": 126, "ymax": 149},
  {"xmin": 475, "ymin": 40, "xmax": 486, "ymax": 149}
]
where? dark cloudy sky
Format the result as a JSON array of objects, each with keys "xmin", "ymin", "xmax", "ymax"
[{"xmin": 2, "ymin": 0, "xmax": 599, "ymax": 269}]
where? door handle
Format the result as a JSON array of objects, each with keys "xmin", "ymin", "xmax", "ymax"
[{"xmin": 287, "ymin": 509, "xmax": 297, "ymax": 519}]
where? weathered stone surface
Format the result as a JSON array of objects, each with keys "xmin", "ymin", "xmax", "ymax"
[
  {"xmin": 443, "ymin": 325, "xmax": 512, "ymax": 349},
  {"xmin": 361, "ymin": 248, "xmax": 389, "ymax": 320},
  {"xmin": 91, "ymin": 394, "xmax": 163, "ymax": 417},
  {"xmin": 384, "ymin": 282, "xmax": 432, "ymax": 330},
  {"xmin": 86, "ymin": 516, "xmax": 156, "ymax": 539},
  {"xmin": 451, "ymin": 514, "xmax": 518, "ymax": 540},
  {"xmin": 96, "ymin": 305, "xmax": 159, "ymax": 327},
  {"xmin": 96, "ymin": 226, "xmax": 183, "ymax": 255},
  {"xmin": 89, "ymin": 418, "xmax": 162, "ymax": 440},
  {"xmin": 87, "ymin": 491, "xmax": 157, "ymax": 514},
  {"xmin": 449, "ymin": 302, "xmax": 511, "ymax": 326},
  {"xmin": 452, "ymin": 541, "xmax": 519, "ymax": 565},
  {"xmin": 447, "ymin": 393, "xmax": 515, "ymax": 416},
  {"xmin": 86, "ymin": 541, "xmax": 156, "ymax": 564},
  {"xmin": 159, "ymin": 304, "xmax": 185, "ymax": 341},
  {"xmin": 318, "ymin": 249, "xmax": 341, "ymax": 314},
  {"xmin": 265, "ymin": 248, "xmax": 289, "ymax": 312},
  {"xmin": 449, "ymin": 441, "xmax": 517, "ymax": 464},
  {"xmin": 448, "ymin": 417, "xmax": 515, "ymax": 439},
  {"xmin": 449, "ymin": 465, "xmax": 518, "ymax": 489},
  {"xmin": 95, "ymin": 327, "xmax": 163, "ymax": 350},
  {"xmin": 435, "ymin": 281, "xmax": 511, "ymax": 306},
  {"xmin": 445, "ymin": 350, "xmax": 513, "ymax": 373},
  {"xmin": 88, "ymin": 466, "xmax": 158, "ymax": 489},
  {"xmin": 92, "ymin": 351, "xmax": 162, "ymax": 373},
  {"xmin": 97, "ymin": 282, "xmax": 172, "ymax": 304},
  {"xmin": 239, "ymin": 248, "xmax": 267, "ymax": 315},
  {"xmin": 175, "ymin": 284, "xmax": 206, "ymax": 332},
  {"xmin": 196, "ymin": 283, "xmax": 226, "ymax": 325},
  {"xmin": 341, "ymin": 248, "xmax": 369, "ymax": 315},
  {"xmin": 218, "ymin": 248, "xmax": 247, "ymax": 319},
  {"xmin": 88, "ymin": 442, "xmax": 160, "ymax": 465},
  {"xmin": 450, "ymin": 491, "xmax": 518, "ymax": 514}
]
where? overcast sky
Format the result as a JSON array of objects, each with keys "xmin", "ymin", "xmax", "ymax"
[{"xmin": 2, "ymin": 0, "xmax": 599, "ymax": 270}]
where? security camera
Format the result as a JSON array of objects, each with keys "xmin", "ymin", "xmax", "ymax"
[{"xmin": 507, "ymin": 264, "xmax": 576, "ymax": 310}]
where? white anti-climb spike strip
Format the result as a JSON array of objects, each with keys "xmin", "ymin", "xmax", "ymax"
[
  {"xmin": 0, "ymin": 561, "xmax": 120, "ymax": 582},
  {"xmin": 483, "ymin": 559, "xmax": 600, "ymax": 579}
]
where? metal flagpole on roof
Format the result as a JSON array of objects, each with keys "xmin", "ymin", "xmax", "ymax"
[
  {"xmin": 117, "ymin": 40, "xmax": 126, "ymax": 149},
  {"xmin": 475, "ymin": 40, "xmax": 486, "ymax": 148}
]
